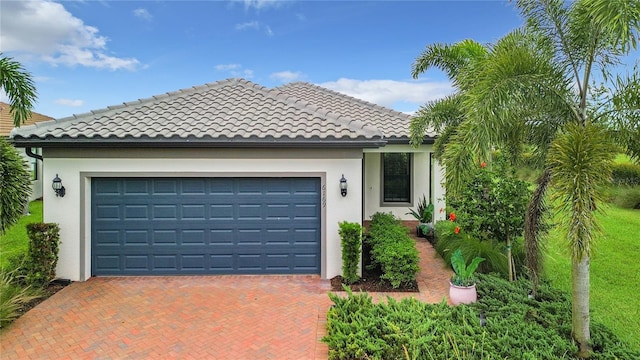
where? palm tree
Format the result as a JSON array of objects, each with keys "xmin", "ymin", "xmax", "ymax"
[
  {"xmin": 0, "ymin": 53, "xmax": 37, "ymax": 233},
  {"xmin": 410, "ymin": 0, "xmax": 640, "ymax": 357},
  {"xmin": 0, "ymin": 52, "xmax": 37, "ymax": 127}
]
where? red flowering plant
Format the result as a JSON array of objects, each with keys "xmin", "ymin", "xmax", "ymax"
[{"xmin": 445, "ymin": 158, "xmax": 532, "ymax": 281}]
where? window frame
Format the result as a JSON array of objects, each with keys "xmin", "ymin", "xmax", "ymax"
[{"xmin": 380, "ymin": 152, "xmax": 413, "ymax": 206}]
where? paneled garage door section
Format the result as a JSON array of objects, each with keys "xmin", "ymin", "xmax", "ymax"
[{"xmin": 91, "ymin": 178, "xmax": 321, "ymax": 275}]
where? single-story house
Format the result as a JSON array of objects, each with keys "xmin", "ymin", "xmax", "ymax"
[
  {"xmin": 10, "ymin": 78, "xmax": 445, "ymax": 281},
  {"xmin": 1, "ymin": 101, "xmax": 54, "ymax": 201}
]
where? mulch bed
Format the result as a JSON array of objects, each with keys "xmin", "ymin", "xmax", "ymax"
[{"xmin": 18, "ymin": 279, "xmax": 71, "ymax": 316}]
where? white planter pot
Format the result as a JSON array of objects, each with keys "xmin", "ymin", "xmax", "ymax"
[{"xmin": 449, "ymin": 282, "xmax": 478, "ymax": 305}]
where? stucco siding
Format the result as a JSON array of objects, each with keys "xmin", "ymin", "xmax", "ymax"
[{"xmin": 42, "ymin": 149, "xmax": 363, "ymax": 281}]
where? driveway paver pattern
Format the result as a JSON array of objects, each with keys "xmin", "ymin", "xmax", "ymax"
[{"xmin": 0, "ymin": 238, "xmax": 451, "ymax": 359}]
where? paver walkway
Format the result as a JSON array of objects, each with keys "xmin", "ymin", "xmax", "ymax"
[{"xmin": 0, "ymin": 238, "xmax": 451, "ymax": 359}]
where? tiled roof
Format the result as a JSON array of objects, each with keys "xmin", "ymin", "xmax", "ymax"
[
  {"xmin": 0, "ymin": 102, "xmax": 54, "ymax": 137},
  {"xmin": 275, "ymin": 82, "xmax": 437, "ymax": 140},
  {"xmin": 11, "ymin": 78, "xmax": 431, "ymax": 147}
]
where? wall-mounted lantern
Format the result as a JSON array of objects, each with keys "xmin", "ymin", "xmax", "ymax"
[
  {"xmin": 340, "ymin": 174, "xmax": 347, "ymax": 197},
  {"xmin": 52, "ymin": 174, "xmax": 66, "ymax": 197}
]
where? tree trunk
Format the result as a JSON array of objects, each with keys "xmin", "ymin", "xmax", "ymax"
[
  {"xmin": 524, "ymin": 169, "xmax": 551, "ymax": 298},
  {"xmin": 572, "ymin": 257, "xmax": 591, "ymax": 358}
]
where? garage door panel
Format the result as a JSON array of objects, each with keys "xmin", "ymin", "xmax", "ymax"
[{"xmin": 92, "ymin": 177, "xmax": 321, "ymax": 275}]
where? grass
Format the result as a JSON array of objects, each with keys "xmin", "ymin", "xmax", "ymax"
[
  {"xmin": 544, "ymin": 204, "xmax": 640, "ymax": 350},
  {"xmin": 615, "ymin": 153, "xmax": 632, "ymax": 164},
  {"xmin": 0, "ymin": 200, "xmax": 43, "ymax": 269}
]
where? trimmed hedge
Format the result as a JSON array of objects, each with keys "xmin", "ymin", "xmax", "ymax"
[
  {"xmin": 366, "ymin": 212, "xmax": 419, "ymax": 288},
  {"xmin": 611, "ymin": 162, "xmax": 640, "ymax": 186},
  {"xmin": 323, "ymin": 274, "xmax": 639, "ymax": 360},
  {"xmin": 339, "ymin": 221, "xmax": 362, "ymax": 284},
  {"xmin": 25, "ymin": 223, "xmax": 60, "ymax": 286}
]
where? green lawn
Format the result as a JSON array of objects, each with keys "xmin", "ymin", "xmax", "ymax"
[
  {"xmin": 544, "ymin": 205, "xmax": 640, "ymax": 350},
  {"xmin": 0, "ymin": 200, "xmax": 43, "ymax": 269}
]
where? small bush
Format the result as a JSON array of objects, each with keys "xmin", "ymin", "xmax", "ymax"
[
  {"xmin": 338, "ymin": 221, "xmax": 362, "ymax": 284},
  {"xmin": 323, "ymin": 274, "xmax": 639, "ymax": 360},
  {"xmin": 366, "ymin": 212, "xmax": 419, "ymax": 288},
  {"xmin": 25, "ymin": 223, "xmax": 60, "ymax": 286},
  {"xmin": 606, "ymin": 186, "xmax": 640, "ymax": 209},
  {"xmin": 0, "ymin": 267, "xmax": 43, "ymax": 328},
  {"xmin": 611, "ymin": 163, "xmax": 640, "ymax": 186},
  {"xmin": 434, "ymin": 220, "xmax": 524, "ymax": 278}
]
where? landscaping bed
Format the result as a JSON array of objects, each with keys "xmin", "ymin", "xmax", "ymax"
[
  {"xmin": 331, "ymin": 219, "xmax": 420, "ymax": 293},
  {"xmin": 16, "ymin": 280, "xmax": 70, "ymax": 317},
  {"xmin": 323, "ymin": 274, "xmax": 639, "ymax": 360}
]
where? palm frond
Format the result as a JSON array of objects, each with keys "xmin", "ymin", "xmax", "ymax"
[
  {"xmin": 0, "ymin": 53, "xmax": 37, "ymax": 128},
  {"xmin": 409, "ymin": 94, "xmax": 464, "ymax": 148},
  {"xmin": 411, "ymin": 39, "xmax": 487, "ymax": 82},
  {"xmin": 547, "ymin": 122, "xmax": 616, "ymax": 261}
]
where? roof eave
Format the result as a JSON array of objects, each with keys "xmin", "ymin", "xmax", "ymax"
[{"xmin": 9, "ymin": 137, "xmax": 387, "ymax": 149}]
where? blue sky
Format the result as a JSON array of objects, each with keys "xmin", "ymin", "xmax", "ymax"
[{"xmin": 3, "ymin": 1, "xmax": 528, "ymax": 119}]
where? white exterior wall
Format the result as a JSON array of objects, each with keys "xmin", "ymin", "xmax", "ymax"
[
  {"xmin": 42, "ymin": 149, "xmax": 363, "ymax": 282},
  {"xmin": 363, "ymin": 144, "xmax": 444, "ymax": 221}
]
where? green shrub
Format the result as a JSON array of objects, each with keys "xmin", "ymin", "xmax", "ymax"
[
  {"xmin": 611, "ymin": 162, "xmax": 640, "ymax": 186},
  {"xmin": 25, "ymin": 223, "xmax": 60, "ymax": 286},
  {"xmin": 0, "ymin": 267, "xmax": 43, "ymax": 328},
  {"xmin": 338, "ymin": 221, "xmax": 362, "ymax": 284},
  {"xmin": 323, "ymin": 274, "xmax": 639, "ymax": 359},
  {"xmin": 366, "ymin": 212, "xmax": 419, "ymax": 288},
  {"xmin": 606, "ymin": 186, "xmax": 640, "ymax": 209}
]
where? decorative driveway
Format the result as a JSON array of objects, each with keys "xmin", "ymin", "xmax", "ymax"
[{"xmin": 0, "ymin": 238, "xmax": 451, "ymax": 359}]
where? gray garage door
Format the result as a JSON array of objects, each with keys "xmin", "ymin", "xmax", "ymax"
[{"xmin": 91, "ymin": 177, "xmax": 321, "ymax": 276}]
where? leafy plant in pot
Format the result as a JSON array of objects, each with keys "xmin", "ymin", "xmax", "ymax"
[
  {"xmin": 449, "ymin": 249, "xmax": 485, "ymax": 305},
  {"xmin": 406, "ymin": 195, "xmax": 434, "ymax": 238}
]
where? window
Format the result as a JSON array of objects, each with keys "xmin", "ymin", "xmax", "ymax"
[{"xmin": 382, "ymin": 153, "xmax": 411, "ymax": 203}]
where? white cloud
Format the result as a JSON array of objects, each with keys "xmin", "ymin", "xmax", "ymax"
[
  {"xmin": 270, "ymin": 71, "xmax": 305, "ymax": 83},
  {"xmin": 133, "ymin": 8, "xmax": 152, "ymax": 21},
  {"xmin": 235, "ymin": 21, "xmax": 260, "ymax": 31},
  {"xmin": 295, "ymin": 13, "xmax": 306, "ymax": 21},
  {"xmin": 0, "ymin": 0, "xmax": 140, "ymax": 70},
  {"xmin": 320, "ymin": 78, "xmax": 454, "ymax": 113},
  {"xmin": 215, "ymin": 63, "xmax": 254, "ymax": 79},
  {"xmin": 242, "ymin": 0, "xmax": 287, "ymax": 10},
  {"xmin": 234, "ymin": 21, "xmax": 273, "ymax": 36},
  {"xmin": 55, "ymin": 98, "xmax": 84, "ymax": 107}
]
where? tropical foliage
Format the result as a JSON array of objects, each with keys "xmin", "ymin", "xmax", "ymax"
[
  {"xmin": 410, "ymin": 0, "xmax": 640, "ymax": 355},
  {"xmin": 0, "ymin": 138, "xmax": 32, "ymax": 233},
  {"xmin": 0, "ymin": 52, "xmax": 37, "ymax": 127},
  {"xmin": 449, "ymin": 249, "xmax": 484, "ymax": 286}
]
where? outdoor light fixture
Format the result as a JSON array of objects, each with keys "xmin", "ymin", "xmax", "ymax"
[
  {"xmin": 52, "ymin": 174, "xmax": 66, "ymax": 197},
  {"xmin": 340, "ymin": 174, "xmax": 348, "ymax": 197}
]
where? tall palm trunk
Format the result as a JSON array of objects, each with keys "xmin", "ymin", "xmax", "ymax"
[{"xmin": 572, "ymin": 257, "xmax": 591, "ymax": 357}]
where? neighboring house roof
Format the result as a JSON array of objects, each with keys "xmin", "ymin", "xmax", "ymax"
[
  {"xmin": 11, "ymin": 78, "xmax": 433, "ymax": 148},
  {"xmin": 276, "ymin": 82, "xmax": 437, "ymax": 142},
  {"xmin": 0, "ymin": 102, "xmax": 54, "ymax": 137}
]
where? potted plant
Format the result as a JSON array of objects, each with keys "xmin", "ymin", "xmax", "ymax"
[
  {"xmin": 449, "ymin": 249, "xmax": 485, "ymax": 305},
  {"xmin": 406, "ymin": 195, "xmax": 434, "ymax": 238}
]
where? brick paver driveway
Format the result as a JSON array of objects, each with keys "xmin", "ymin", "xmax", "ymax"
[
  {"xmin": 0, "ymin": 238, "xmax": 451, "ymax": 359},
  {"xmin": 0, "ymin": 275, "xmax": 333, "ymax": 360}
]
